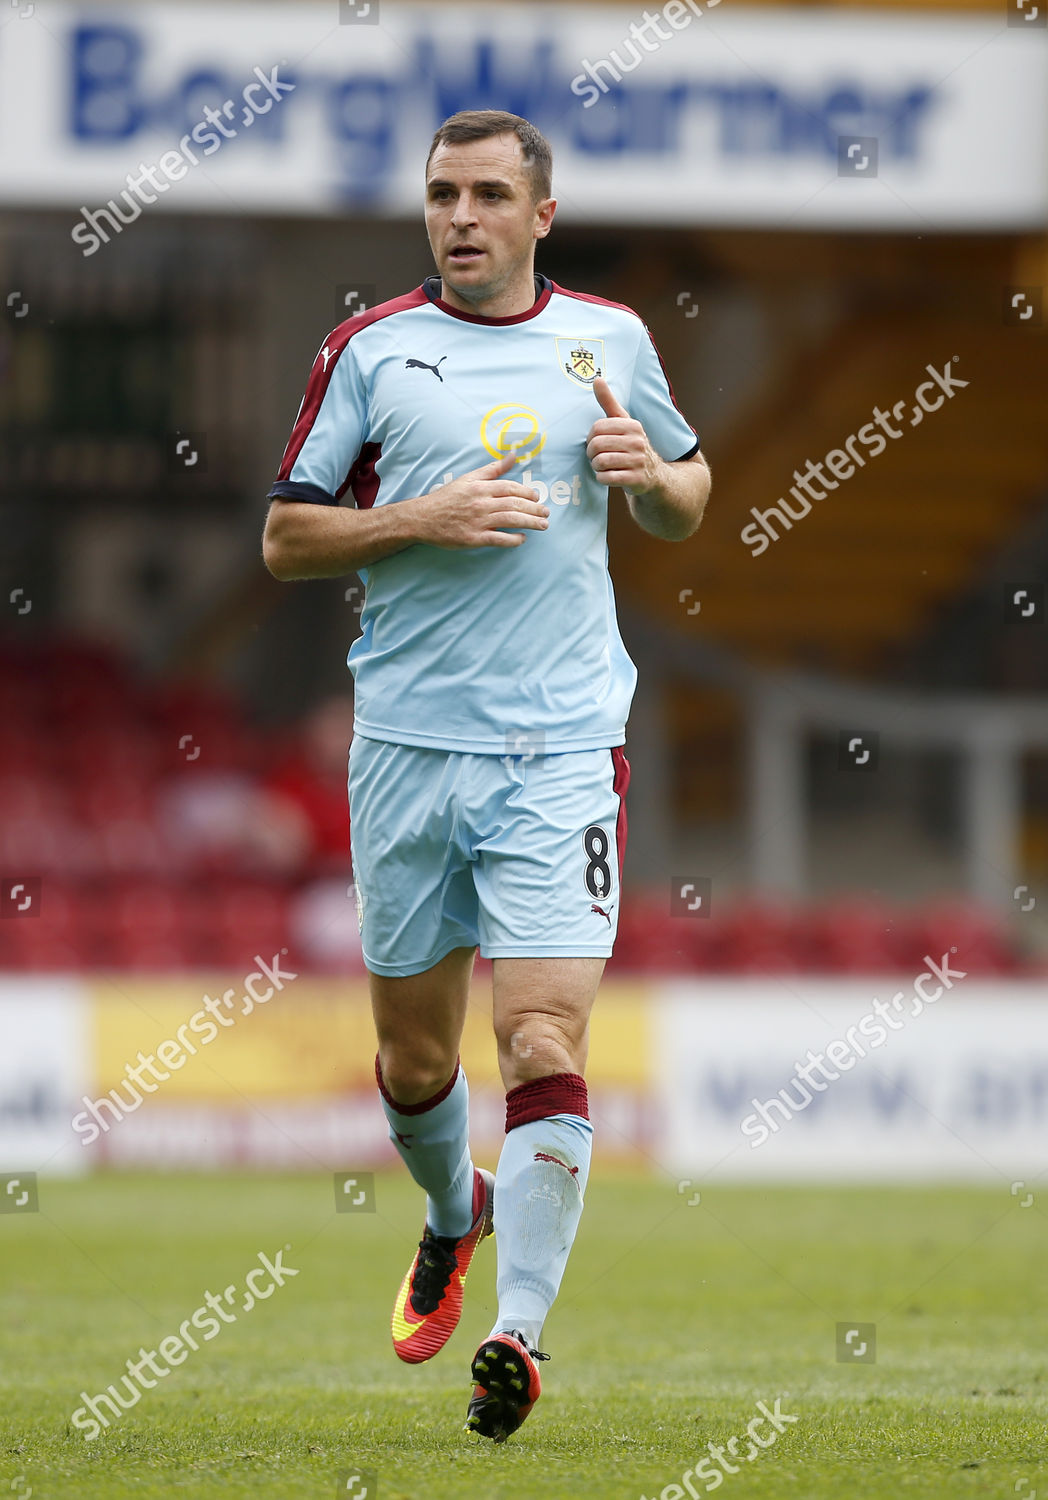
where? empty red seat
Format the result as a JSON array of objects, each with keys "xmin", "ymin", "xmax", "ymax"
[
  {"xmin": 899, "ymin": 897, "xmax": 1016, "ymax": 975},
  {"xmin": 804, "ymin": 897, "xmax": 903, "ymax": 973},
  {"xmin": 715, "ymin": 901, "xmax": 802, "ymax": 973},
  {"xmin": 0, "ymin": 881, "xmax": 96, "ymax": 970},
  {"xmin": 61, "ymin": 724, "xmax": 163, "ymax": 785},
  {"xmin": 201, "ymin": 881, "xmax": 293, "ymax": 967},
  {"xmin": 104, "ymin": 928, "xmax": 197, "ymax": 972}
]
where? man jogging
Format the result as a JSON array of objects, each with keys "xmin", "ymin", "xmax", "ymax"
[{"xmin": 263, "ymin": 108, "xmax": 710, "ymax": 1443}]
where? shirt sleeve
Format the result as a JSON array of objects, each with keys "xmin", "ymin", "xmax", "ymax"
[
  {"xmin": 267, "ymin": 333, "xmax": 370, "ymax": 506},
  {"xmin": 628, "ymin": 324, "xmax": 700, "ymax": 464}
]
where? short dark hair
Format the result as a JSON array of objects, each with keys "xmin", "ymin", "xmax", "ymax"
[{"xmin": 426, "ymin": 110, "xmax": 553, "ymax": 204}]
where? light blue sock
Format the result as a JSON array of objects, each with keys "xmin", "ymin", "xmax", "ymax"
[
  {"xmin": 378, "ymin": 1062, "xmax": 475, "ymax": 1240},
  {"xmin": 488, "ymin": 1112, "xmax": 593, "ymax": 1350}
]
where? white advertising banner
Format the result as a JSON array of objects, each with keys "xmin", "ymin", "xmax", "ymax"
[
  {"xmin": 0, "ymin": 980, "xmax": 91, "ymax": 1178},
  {"xmin": 0, "ymin": 5, "xmax": 1045, "ymax": 229},
  {"xmin": 655, "ymin": 979, "xmax": 1048, "ymax": 1181}
]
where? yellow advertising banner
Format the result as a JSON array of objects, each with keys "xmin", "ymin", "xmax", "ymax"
[{"xmin": 87, "ymin": 974, "xmax": 652, "ymax": 1102}]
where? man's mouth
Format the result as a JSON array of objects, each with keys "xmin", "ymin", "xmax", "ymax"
[{"xmin": 448, "ymin": 246, "xmax": 485, "ymax": 262}]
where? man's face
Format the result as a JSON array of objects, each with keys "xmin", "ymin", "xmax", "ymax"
[{"xmin": 424, "ymin": 133, "xmax": 555, "ymax": 307}]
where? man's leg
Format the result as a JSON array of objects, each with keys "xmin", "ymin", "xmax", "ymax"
[
  {"xmin": 371, "ymin": 944, "xmax": 476, "ymax": 1237},
  {"xmin": 487, "ymin": 955, "xmax": 603, "ymax": 1347},
  {"xmin": 372, "ymin": 945, "xmax": 497, "ymax": 1365},
  {"xmin": 464, "ymin": 745, "xmax": 623, "ymax": 1435},
  {"xmin": 464, "ymin": 956, "xmax": 601, "ymax": 1438}
]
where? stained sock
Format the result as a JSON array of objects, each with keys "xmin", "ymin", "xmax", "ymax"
[
  {"xmin": 487, "ymin": 1073, "xmax": 593, "ymax": 1350},
  {"xmin": 376, "ymin": 1055, "xmax": 475, "ymax": 1240}
]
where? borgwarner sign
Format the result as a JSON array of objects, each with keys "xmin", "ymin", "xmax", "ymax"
[{"xmin": 1, "ymin": 4, "xmax": 1045, "ymax": 228}]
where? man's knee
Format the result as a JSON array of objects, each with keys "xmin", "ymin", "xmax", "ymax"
[
  {"xmin": 495, "ymin": 1011, "xmax": 585, "ymax": 1087},
  {"xmin": 377, "ymin": 1044, "xmax": 459, "ymax": 1107}
]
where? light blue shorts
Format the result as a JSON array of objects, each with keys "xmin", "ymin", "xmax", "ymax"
[{"xmin": 348, "ymin": 736, "xmax": 630, "ymax": 977}]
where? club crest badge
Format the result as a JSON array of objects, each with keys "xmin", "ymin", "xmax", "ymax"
[{"xmin": 555, "ymin": 336, "xmax": 605, "ymax": 386}]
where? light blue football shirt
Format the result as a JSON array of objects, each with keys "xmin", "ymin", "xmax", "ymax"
[{"xmin": 269, "ymin": 274, "xmax": 699, "ymax": 754}]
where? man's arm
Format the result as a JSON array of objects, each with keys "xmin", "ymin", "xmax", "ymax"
[
  {"xmin": 625, "ymin": 450, "xmax": 710, "ymax": 541},
  {"xmin": 262, "ymin": 453, "xmax": 549, "ymax": 581},
  {"xmin": 263, "ymin": 496, "xmax": 425, "ymax": 580}
]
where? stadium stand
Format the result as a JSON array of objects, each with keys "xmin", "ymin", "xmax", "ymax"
[
  {"xmin": 612, "ymin": 304, "xmax": 1048, "ymax": 676},
  {"xmin": 0, "ymin": 636, "xmax": 1035, "ymax": 976}
]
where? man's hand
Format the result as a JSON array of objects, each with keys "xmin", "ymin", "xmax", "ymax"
[
  {"xmin": 413, "ymin": 453, "xmax": 550, "ymax": 549},
  {"xmin": 262, "ymin": 453, "xmax": 549, "ymax": 580},
  {"xmin": 586, "ymin": 377, "xmax": 663, "ymax": 496}
]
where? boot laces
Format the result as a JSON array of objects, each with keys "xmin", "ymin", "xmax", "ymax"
[
  {"xmin": 508, "ymin": 1329, "xmax": 551, "ymax": 1362},
  {"xmin": 409, "ymin": 1232, "xmax": 457, "ymax": 1315}
]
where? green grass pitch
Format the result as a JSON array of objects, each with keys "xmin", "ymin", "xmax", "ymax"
[{"xmin": 2, "ymin": 1172, "xmax": 1045, "ymax": 1498}]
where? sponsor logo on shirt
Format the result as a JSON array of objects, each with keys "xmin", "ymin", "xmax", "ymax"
[{"xmin": 479, "ymin": 402, "xmax": 547, "ymax": 465}]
